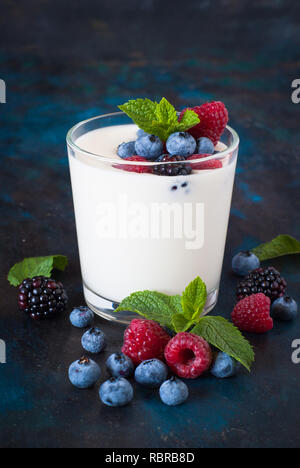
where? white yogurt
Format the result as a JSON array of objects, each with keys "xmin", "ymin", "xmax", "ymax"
[{"xmin": 68, "ymin": 124, "xmax": 237, "ymax": 312}]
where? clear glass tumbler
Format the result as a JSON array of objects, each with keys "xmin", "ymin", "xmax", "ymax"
[{"xmin": 67, "ymin": 112, "xmax": 239, "ymax": 324}]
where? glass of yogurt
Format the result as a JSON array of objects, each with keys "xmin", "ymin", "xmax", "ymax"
[{"xmin": 67, "ymin": 112, "xmax": 239, "ymax": 324}]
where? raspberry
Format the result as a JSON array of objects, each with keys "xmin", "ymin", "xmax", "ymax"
[
  {"xmin": 153, "ymin": 155, "xmax": 192, "ymax": 176},
  {"xmin": 122, "ymin": 319, "xmax": 171, "ymax": 365},
  {"xmin": 164, "ymin": 332, "xmax": 212, "ymax": 379},
  {"xmin": 232, "ymin": 293, "xmax": 273, "ymax": 334},
  {"xmin": 114, "ymin": 155, "xmax": 152, "ymax": 174},
  {"xmin": 236, "ymin": 266, "xmax": 287, "ymax": 303},
  {"xmin": 187, "ymin": 154, "xmax": 223, "ymax": 170},
  {"xmin": 180, "ymin": 101, "xmax": 228, "ymax": 145},
  {"xmin": 18, "ymin": 276, "xmax": 68, "ymax": 319}
]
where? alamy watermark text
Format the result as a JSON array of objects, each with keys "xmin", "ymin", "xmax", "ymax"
[{"xmin": 0, "ymin": 79, "xmax": 6, "ymax": 103}]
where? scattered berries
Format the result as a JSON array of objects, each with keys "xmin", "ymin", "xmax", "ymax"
[
  {"xmin": 134, "ymin": 359, "xmax": 168, "ymax": 388},
  {"xmin": 122, "ymin": 319, "xmax": 170, "ymax": 365},
  {"xmin": 232, "ymin": 293, "xmax": 273, "ymax": 334},
  {"xmin": 68, "ymin": 356, "xmax": 101, "ymax": 389},
  {"xmin": 197, "ymin": 137, "xmax": 215, "ymax": 155},
  {"xmin": 69, "ymin": 306, "xmax": 94, "ymax": 328},
  {"xmin": 114, "ymin": 155, "xmax": 152, "ymax": 174},
  {"xmin": 166, "ymin": 132, "xmax": 197, "ymax": 157},
  {"xmin": 106, "ymin": 352, "xmax": 134, "ymax": 378},
  {"xmin": 99, "ymin": 377, "xmax": 134, "ymax": 407},
  {"xmin": 153, "ymin": 155, "xmax": 192, "ymax": 176},
  {"xmin": 180, "ymin": 101, "xmax": 228, "ymax": 145},
  {"xmin": 18, "ymin": 276, "xmax": 68, "ymax": 320},
  {"xmin": 164, "ymin": 332, "xmax": 212, "ymax": 379},
  {"xmin": 187, "ymin": 154, "xmax": 222, "ymax": 170},
  {"xmin": 117, "ymin": 141, "xmax": 136, "ymax": 159},
  {"xmin": 271, "ymin": 296, "xmax": 298, "ymax": 322},
  {"xmin": 232, "ymin": 251, "xmax": 260, "ymax": 277},
  {"xmin": 81, "ymin": 327, "xmax": 106, "ymax": 354},
  {"xmin": 211, "ymin": 352, "xmax": 241, "ymax": 378},
  {"xmin": 159, "ymin": 377, "xmax": 189, "ymax": 406},
  {"xmin": 135, "ymin": 134, "xmax": 163, "ymax": 160},
  {"xmin": 236, "ymin": 266, "xmax": 287, "ymax": 303}
]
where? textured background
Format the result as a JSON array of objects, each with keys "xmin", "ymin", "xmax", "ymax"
[{"xmin": 0, "ymin": 0, "xmax": 300, "ymax": 448}]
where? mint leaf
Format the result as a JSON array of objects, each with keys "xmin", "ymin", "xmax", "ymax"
[
  {"xmin": 119, "ymin": 97, "xmax": 200, "ymax": 141},
  {"xmin": 181, "ymin": 276, "xmax": 207, "ymax": 321},
  {"xmin": 176, "ymin": 109, "xmax": 200, "ymax": 132},
  {"xmin": 172, "ymin": 314, "xmax": 193, "ymax": 333},
  {"xmin": 8, "ymin": 255, "xmax": 68, "ymax": 287},
  {"xmin": 115, "ymin": 291, "xmax": 182, "ymax": 329},
  {"xmin": 192, "ymin": 316, "xmax": 254, "ymax": 371},
  {"xmin": 252, "ymin": 234, "xmax": 300, "ymax": 261}
]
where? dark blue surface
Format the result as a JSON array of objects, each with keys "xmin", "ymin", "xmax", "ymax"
[{"xmin": 0, "ymin": 0, "xmax": 300, "ymax": 448}]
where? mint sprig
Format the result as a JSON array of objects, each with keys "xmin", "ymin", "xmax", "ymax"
[
  {"xmin": 8, "ymin": 255, "xmax": 68, "ymax": 287},
  {"xmin": 115, "ymin": 276, "xmax": 254, "ymax": 370},
  {"xmin": 118, "ymin": 97, "xmax": 200, "ymax": 142},
  {"xmin": 252, "ymin": 234, "xmax": 300, "ymax": 261}
]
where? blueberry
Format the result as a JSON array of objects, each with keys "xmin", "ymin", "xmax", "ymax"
[
  {"xmin": 69, "ymin": 306, "xmax": 94, "ymax": 328},
  {"xmin": 166, "ymin": 132, "xmax": 196, "ymax": 157},
  {"xmin": 117, "ymin": 141, "xmax": 136, "ymax": 159},
  {"xmin": 99, "ymin": 377, "xmax": 134, "ymax": 407},
  {"xmin": 137, "ymin": 128, "xmax": 148, "ymax": 138},
  {"xmin": 135, "ymin": 134, "xmax": 163, "ymax": 160},
  {"xmin": 271, "ymin": 296, "xmax": 298, "ymax": 321},
  {"xmin": 134, "ymin": 359, "xmax": 168, "ymax": 388},
  {"xmin": 232, "ymin": 251, "xmax": 260, "ymax": 276},
  {"xmin": 159, "ymin": 377, "xmax": 189, "ymax": 406},
  {"xmin": 106, "ymin": 352, "xmax": 134, "ymax": 378},
  {"xmin": 211, "ymin": 352, "xmax": 241, "ymax": 379},
  {"xmin": 81, "ymin": 327, "xmax": 106, "ymax": 354},
  {"xmin": 68, "ymin": 356, "xmax": 101, "ymax": 389},
  {"xmin": 197, "ymin": 137, "xmax": 214, "ymax": 155}
]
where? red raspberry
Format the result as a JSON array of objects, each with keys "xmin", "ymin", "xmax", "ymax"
[
  {"xmin": 231, "ymin": 293, "xmax": 273, "ymax": 334},
  {"xmin": 122, "ymin": 319, "xmax": 171, "ymax": 365},
  {"xmin": 180, "ymin": 101, "xmax": 228, "ymax": 145},
  {"xmin": 164, "ymin": 332, "xmax": 212, "ymax": 379},
  {"xmin": 114, "ymin": 156, "xmax": 152, "ymax": 174},
  {"xmin": 187, "ymin": 154, "xmax": 223, "ymax": 170}
]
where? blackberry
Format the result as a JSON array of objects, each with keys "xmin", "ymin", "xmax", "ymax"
[
  {"xmin": 153, "ymin": 155, "xmax": 192, "ymax": 176},
  {"xmin": 18, "ymin": 276, "xmax": 68, "ymax": 319},
  {"xmin": 236, "ymin": 267, "xmax": 287, "ymax": 303}
]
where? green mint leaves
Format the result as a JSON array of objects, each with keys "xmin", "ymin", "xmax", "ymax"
[
  {"xmin": 252, "ymin": 234, "xmax": 300, "ymax": 261},
  {"xmin": 8, "ymin": 255, "xmax": 68, "ymax": 287},
  {"xmin": 115, "ymin": 276, "xmax": 254, "ymax": 370},
  {"xmin": 192, "ymin": 317, "xmax": 254, "ymax": 371},
  {"xmin": 118, "ymin": 97, "xmax": 200, "ymax": 142}
]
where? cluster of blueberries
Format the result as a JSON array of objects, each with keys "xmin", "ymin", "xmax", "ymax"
[
  {"xmin": 118, "ymin": 129, "xmax": 215, "ymax": 161},
  {"xmin": 68, "ymin": 306, "xmax": 241, "ymax": 408},
  {"xmin": 232, "ymin": 251, "xmax": 298, "ymax": 321}
]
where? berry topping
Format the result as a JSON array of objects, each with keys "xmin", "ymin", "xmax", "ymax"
[
  {"xmin": 271, "ymin": 296, "xmax": 298, "ymax": 322},
  {"xmin": 99, "ymin": 377, "xmax": 134, "ymax": 407},
  {"xmin": 197, "ymin": 137, "xmax": 215, "ymax": 155},
  {"xmin": 68, "ymin": 356, "xmax": 101, "ymax": 389},
  {"xmin": 134, "ymin": 359, "xmax": 168, "ymax": 388},
  {"xmin": 117, "ymin": 141, "xmax": 136, "ymax": 159},
  {"xmin": 180, "ymin": 101, "xmax": 228, "ymax": 145},
  {"xmin": 164, "ymin": 332, "xmax": 212, "ymax": 379},
  {"xmin": 18, "ymin": 276, "xmax": 68, "ymax": 320},
  {"xmin": 232, "ymin": 251, "xmax": 260, "ymax": 277},
  {"xmin": 153, "ymin": 154, "xmax": 192, "ymax": 176},
  {"xmin": 159, "ymin": 377, "xmax": 189, "ymax": 406},
  {"xmin": 236, "ymin": 266, "xmax": 287, "ymax": 303},
  {"xmin": 135, "ymin": 134, "xmax": 163, "ymax": 160},
  {"xmin": 114, "ymin": 155, "xmax": 153, "ymax": 174},
  {"xmin": 232, "ymin": 293, "xmax": 273, "ymax": 334},
  {"xmin": 166, "ymin": 132, "xmax": 197, "ymax": 157},
  {"xmin": 186, "ymin": 154, "xmax": 222, "ymax": 169},
  {"xmin": 122, "ymin": 319, "xmax": 171, "ymax": 365}
]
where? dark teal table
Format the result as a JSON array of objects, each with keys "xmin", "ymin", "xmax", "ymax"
[{"xmin": 0, "ymin": 0, "xmax": 299, "ymax": 448}]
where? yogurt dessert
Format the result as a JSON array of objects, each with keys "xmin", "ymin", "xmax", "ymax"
[{"xmin": 67, "ymin": 98, "xmax": 239, "ymax": 323}]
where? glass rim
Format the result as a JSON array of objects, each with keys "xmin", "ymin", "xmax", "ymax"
[{"xmin": 66, "ymin": 111, "xmax": 240, "ymax": 166}]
